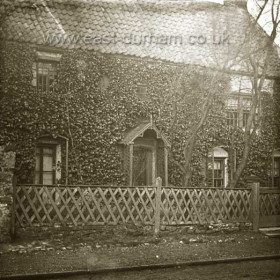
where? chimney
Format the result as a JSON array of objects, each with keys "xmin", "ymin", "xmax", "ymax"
[{"xmin": 224, "ymin": 0, "xmax": 247, "ymax": 9}]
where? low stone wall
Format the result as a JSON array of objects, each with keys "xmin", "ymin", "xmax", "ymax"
[{"xmin": 0, "ymin": 146, "xmax": 15, "ymax": 243}]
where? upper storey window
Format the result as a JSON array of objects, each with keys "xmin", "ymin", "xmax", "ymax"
[
  {"xmin": 37, "ymin": 62, "xmax": 57, "ymax": 92},
  {"xmin": 226, "ymin": 97, "xmax": 238, "ymax": 126},
  {"xmin": 226, "ymin": 96, "xmax": 253, "ymax": 127},
  {"xmin": 32, "ymin": 51, "xmax": 62, "ymax": 92},
  {"xmin": 226, "ymin": 75, "xmax": 274, "ymax": 128},
  {"xmin": 137, "ymin": 84, "xmax": 148, "ymax": 101}
]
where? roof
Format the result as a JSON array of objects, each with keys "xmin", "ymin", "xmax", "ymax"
[
  {"xmin": 120, "ymin": 121, "xmax": 170, "ymax": 147},
  {"xmin": 0, "ymin": 0, "xmax": 280, "ymax": 76}
]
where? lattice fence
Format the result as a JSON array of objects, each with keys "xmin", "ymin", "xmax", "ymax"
[
  {"xmin": 259, "ymin": 189, "xmax": 280, "ymax": 217},
  {"xmin": 160, "ymin": 187, "xmax": 251, "ymax": 225},
  {"xmin": 15, "ymin": 185, "xmax": 155, "ymax": 226},
  {"xmin": 15, "ymin": 184, "xmax": 254, "ymax": 227}
]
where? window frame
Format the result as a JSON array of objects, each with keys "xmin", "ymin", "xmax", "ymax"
[
  {"xmin": 33, "ymin": 50, "xmax": 61, "ymax": 93},
  {"xmin": 36, "ymin": 60, "xmax": 58, "ymax": 93},
  {"xmin": 136, "ymin": 83, "xmax": 148, "ymax": 101},
  {"xmin": 213, "ymin": 158, "xmax": 225, "ymax": 188},
  {"xmin": 226, "ymin": 94, "xmax": 254, "ymax": 128},
  {"xmin": 35, "ymin": 143, "xmax": 57, "ymax": 185},
  {"xmin": 226, "ymin": 110, "xmax": 238, "ymax": 126},
  {"xmin": 207, "ymin": 147, "xmax": 228, "ymax": 188},
  {"xmin": 271, "ymin": 156, "xmax": 280, "ymax": 188}
]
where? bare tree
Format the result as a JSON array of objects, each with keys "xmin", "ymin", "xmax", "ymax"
[
  {"xmin": 159, "ymin": 0, "xmax": 280, "ymax": 188},
  {"xmin": 157, "ymin": 68, "xmax": 227, "ymax": 187},
  {"xmin": 228, "ymin": 0, "xmax": 280, "ymax": 188}
]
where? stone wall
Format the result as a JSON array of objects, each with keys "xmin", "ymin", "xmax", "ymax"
[{"xmin": 0, "ymin": 146, "xmax": 15, "ymax": 243}]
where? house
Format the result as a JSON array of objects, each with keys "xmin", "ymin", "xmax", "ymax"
[{"xmin": 0, "ymin": 0, "xmax": 279, "ymax": 188}]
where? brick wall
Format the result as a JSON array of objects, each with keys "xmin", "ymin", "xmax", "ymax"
[{"xmin": 0, "ymin": 146, "xmax": 15, "ymax": 243}]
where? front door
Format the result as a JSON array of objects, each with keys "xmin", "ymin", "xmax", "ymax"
[{"xmin": 133, "ymin": 147, "xmax": 154, "ymax": 186}]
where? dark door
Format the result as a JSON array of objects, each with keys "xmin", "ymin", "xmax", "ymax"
[{"xmin": 133, "ymin": 147, "xmax": 153, "ymax": 186}]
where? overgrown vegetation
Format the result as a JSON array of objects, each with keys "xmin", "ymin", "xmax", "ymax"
[{"xmin": 0, "ymin": 40, "xmax": 279, "ymax": 186}]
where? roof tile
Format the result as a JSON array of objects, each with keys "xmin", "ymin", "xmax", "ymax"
[{"xmin": 1, "ymin": 0, "xmax": 279, "ymax": 76}]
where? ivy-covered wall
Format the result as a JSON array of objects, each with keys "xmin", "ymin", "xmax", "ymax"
[{"xmin": 0, "ymin": 40, "xmax": 279, "ymax": 186}]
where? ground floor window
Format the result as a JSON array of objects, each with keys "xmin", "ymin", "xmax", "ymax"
[
  {"xmin": 34, "ymin": 135, "xmax": 65, "ymax": 185},
  {"xmin": 213, "ymin": 158, "xmax": 225, "ymax": 188},
  {"xmin": 35, "ymin": 145, "xmax": 56, "ymax": 185},
  {"xmin": 271, "ymin": 155, "xmax": 280, "ymax": 188},
  {"xmin": 207, "ymin": 147, "xmax": 228, "ymax": 188}
]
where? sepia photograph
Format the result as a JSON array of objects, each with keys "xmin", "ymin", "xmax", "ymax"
[{"xmin": 0, "ymin": 0, "xmax": 280, "ymax": 279}]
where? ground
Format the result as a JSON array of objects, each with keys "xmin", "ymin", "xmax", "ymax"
[
  {"xmin": 0, "ymin": 223, "xmax": 280, "ymax": 277},
  {"xmin": 53, "ymin": 260, "xmax": 280, "ymax": 280}
]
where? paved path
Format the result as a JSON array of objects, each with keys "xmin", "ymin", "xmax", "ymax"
[{"xmin": 52, "ymin": 259, "xmax": 280, "ymax": 280}]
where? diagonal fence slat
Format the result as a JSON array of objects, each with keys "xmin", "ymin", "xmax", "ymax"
[
  {"xmin": 15, "ymin": 185, "xmax": 254, "ymax": 227},
  {"xmin": 33, "ymin": 186, "xmax": 52, "ymax": 224},
  {"xmin": 160, "ymin": 187, "xmax": 251, "ymax": 225},
  {"xmin": 186, "ymin": 189, "xmax": 203, "ymax": 224},
  {"xmin": 15, "ymin": 185, "xmax": 157, "ymax": 226},
  {"xmin": 260, "ymin": 191, "xmax": 280, "ymax": 216}
]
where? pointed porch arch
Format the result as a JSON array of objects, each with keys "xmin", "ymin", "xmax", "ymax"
[{"xmin": 119, "ymin": 121, "xmax": 170, "ymax": 186}]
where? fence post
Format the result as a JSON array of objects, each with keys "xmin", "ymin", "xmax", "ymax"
[
  {"xmin": 11, "ymin": 175, "xmax": 17, "ymax": 240},
  {"xmin": 251, "ymin": 182, "xmax": 260, "ymax": 232},
  {"xmin": 154, "ymin": 177, "xmax": 162, "ymax": 236}
]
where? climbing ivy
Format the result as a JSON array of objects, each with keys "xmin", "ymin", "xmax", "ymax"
[{"xmin": 0, "ymin": 40, "xmax": 279, "ymax": 186}]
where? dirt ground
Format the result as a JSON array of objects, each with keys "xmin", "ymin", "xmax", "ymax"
[
  {"xmin": 53, "ymin": 260, "xmax": 280, "ymax": 280},
  {"xmin": 0, "ymin": 224, "xmax": 280, "ymax": 277}
]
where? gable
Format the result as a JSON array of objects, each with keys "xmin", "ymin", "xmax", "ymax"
[{"xmin": 120, "ymin": 121, "xmax": 170, "ymax": 147}]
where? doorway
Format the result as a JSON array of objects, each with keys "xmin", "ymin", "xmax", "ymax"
[{"xmin": 133, "ymin": 146, "xmax": 154, "ymax": 186}]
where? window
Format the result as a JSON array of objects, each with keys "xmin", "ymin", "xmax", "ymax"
[
  {"xmin": 226, "ymin": 96, "xmax": 253, "ymax": 128},
  {"xmin": 35, "ymin": 145, "xmax": 56, "ymax": 185},
  {"xmin": 226, "ymin": 98, "xmax": 238, "ymax": 126},
  {"xmin": 34, "ymin": 135, "xmax": 65, "ymax": 185},
  {"xmin": 228, "ymin": 75, "xmax": 268, "ymax": 128},
  {"xmin": 208, "ymin": 158, "xmax": 225, "ymax": 188},
  {"xmin": 37, "ymin": 62, "xmax": 57, "ymax": 92},
  {"xmin": 241, "ymin": 97, "xmax": 251, "ymax": 127},
  {"xmin": 213, "ymin": 159, "xmax": 225, "ymax": 188},
  {"xmin": 137, "ymin": 84, "xmax": 148, "ymax": 101},
  {"xmin": 227, "ymin": 111, "xmax": 238, "ymax": 126},
  {"xmin": 270, "ymin": 155, "xmax": 280, "ymax": 188},
  {"xmin": 273, "ymin": 158, "xmax": 280, "ymax": 188},
  {"xmin": 32, "ymin": 51, "xmax": 61, "ymax": 92},
  {"xmin": 207, "ymin": 147, "xmax": 228, "ymax": 188},
  {"xmin": 242, "ymin": 109, "xmax": 250, "ymax": 127}
]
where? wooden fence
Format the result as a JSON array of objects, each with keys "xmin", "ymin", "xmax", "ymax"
[
  {"xmin": 259, "ymin": 188, "xmax": 280, "ymax": 228},
  {"xmin": 15, "ymin": 184, "xmax": 156, "ymax": 227},
  {"xmin": 15, "ymin": 178, "xmax": 254, "ymax": 228}
]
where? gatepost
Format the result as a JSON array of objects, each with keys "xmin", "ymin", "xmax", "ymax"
[
  {"xmin": 154, "ymin": 177, "xmax": 162, "ymax": 236},
  {"xmin": 251, "ymin": 181, "xmax": 260, "ymax": 232},
  {"xmin": 0, "ymin": 146, "xmax": 16, "ymax": 242}
]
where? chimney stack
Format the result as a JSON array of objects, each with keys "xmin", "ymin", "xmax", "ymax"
[{"xmin": 224, "ymin": 0, "xmax": 247, "ymax": 9}]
